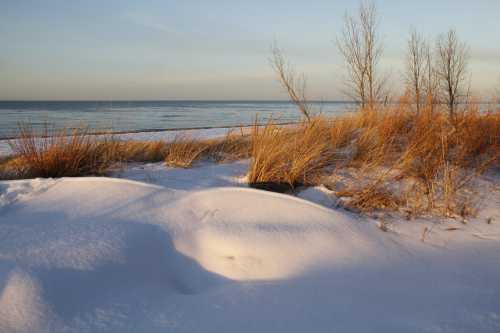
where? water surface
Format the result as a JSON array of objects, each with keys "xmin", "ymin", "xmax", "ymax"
[{"xmin": 0, "ymin": 100, "xmax": 356, "ymax": 139}]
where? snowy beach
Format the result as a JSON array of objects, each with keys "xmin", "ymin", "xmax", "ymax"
[
  {"xmin": 1, "ymin": 158, "xmax": 499, "ymax": 332},
  {"xmin": 2, "ymin": 1, "xmax": 500, "ymax": 331}
]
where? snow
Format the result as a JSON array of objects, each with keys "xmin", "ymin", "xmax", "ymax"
[
  {"xmin": 296, "ymin": 184, "xmax": 339, "ymax": 208},
  {"xmin": 0, "ymin": 162, "xmax": 500, "ymax": 332},
  {"xmin": 115, "ymin": 160, "xmax": 249, "ymax": 190}
]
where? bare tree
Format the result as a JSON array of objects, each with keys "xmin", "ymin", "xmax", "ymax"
[
  {"xmin": 337, "ymin": 1, "xmax": 384, "ymax": 108},
  {"xmin": 423, "ymin": 42, "xmax": 438, "ymax": 109},
  {"xmin": 361, "ymin": 1, "xmax": 383, "ymax": 105},
  {"xmin": 337, "ymin": 12, "xmax": 366, "ymax": 106},
  {"xmin": 405, "ymin": 28, "xmax": 427, "ymax": 113},
  {"xmin": 270, "ymin": 44, "xmax": 311, "ymax": 122},
  {"xmin": 435, "ymin": 29, "xmax": 469, "ymax": 119}
]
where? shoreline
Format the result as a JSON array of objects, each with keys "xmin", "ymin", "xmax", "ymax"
[
  {"xmin": 0, "ymin": 121, "xmax": 299, "ymax": 141},
  {"xmin": 0, "ymin": 122, "xmax": 294, "ymax": 157}
]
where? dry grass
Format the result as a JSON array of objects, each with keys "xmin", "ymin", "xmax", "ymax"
[
  {"xmin": 0, "ymin": 156, "xmax": 18, "ymax": 180},
  {"xmin": 163, "ymin": 136, "xmax": 210, "ymax": 168},
  {"xmin": 248, "ymin": 118, "xmax": 333, "ymax": 192},
  {"xmin": 115, "ymin": 140, "xmax": 169, "ymax": 162},
  {"xmin": 248, "ymin": 100, "xmax": 499, "ymax": 217},
  {"xmin": 334, "ymin": 103, "xmax": 498, "ymax": 217},
  {"xmin": 164, "ymin": 131, "xmax": 251, "ymax": 168},
  {"xmin": 1, "ymin": 125, "xmax": 252, "ymax": 179},
  {"xmin": 204, "ymin": 130, "xmax": 252, "ymax": 163},
  {"xmin": 2, "ymin": 101, "xmax": 498, "ymax": 219},
  {"xmin": 7, "ymin": 125, "xmax": 119, "ymax": 178}
]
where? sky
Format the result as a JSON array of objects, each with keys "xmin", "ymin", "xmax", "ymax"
[{"xmin": 0, "ymin": 0, "xmax": 499, "ymax": 101}]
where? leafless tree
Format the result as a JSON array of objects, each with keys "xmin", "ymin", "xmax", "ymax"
[
  {"xmin": 405, "ymin": 28, "xmax": 427, "ymax": 113},
  {"xmin": 337, "ymin": 1, "xmax": 384, "ymax": 108},
  {"xmin": 270, "ymin": 44, "xmax": 311, "ymax": 122},
  {"xmin": 423, "ymin": 43, "xmax": 438, "ymax": 109},
  {"xmin": 435, "ymin": 29, "xmax": 469, "ymax": 119}
]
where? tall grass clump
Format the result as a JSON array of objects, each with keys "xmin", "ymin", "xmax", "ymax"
[
  {"xmin": 248, "ymin": 118, "xmax": 333, "ymax": 192},
  {"xmin": 8, "ymin": 124, "xmax": 118, "ymax": 178}
]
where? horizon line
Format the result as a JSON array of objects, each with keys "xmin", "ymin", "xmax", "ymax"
[
  {"xmin": 0, "ymin": 99, "xmax": 357, "ymax": 103},
  {"xmin": 0, "ymin": 99, "xmax": 498, "ymax": 105}
]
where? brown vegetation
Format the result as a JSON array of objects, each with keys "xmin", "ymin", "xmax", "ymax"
[
  {"xmin": 248, "ymin": 118, "xmax": 332, "ymax": 191},
  {"xmin": 164, "ymin": 130, "xmax": 251, "ymax": 168},
  {"xmin": 248, "ymin": 101, "xmax": 499, "ymax": 217},
  {"xmin": 339, "ymin": 104, "xmax": 498, "ymax": 217},
  {"xmin": 163, "ymin": 136, "xmax": 210, "ymax": 168},
  {"xmin": 1, "ymin": 102, "xmax": 498, "ymax": 219},
  {"xmin": 1, "ymin": 126, "xmax": 251, "ymax": 179},
  {"xmin": 6, "ymin": 125, "xmax": 118, "ymax": 178},
  {"xmin": 115, "ymin": 140, "xmax": 169, "ymax": 163}
]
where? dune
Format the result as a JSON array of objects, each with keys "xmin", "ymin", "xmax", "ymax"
[{"xmin": 0, "ymin": 177, "xmax": 499, "ymax": 332}]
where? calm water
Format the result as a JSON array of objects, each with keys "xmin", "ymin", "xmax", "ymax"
[{"xmin": 0, "ymin": 101, "xmax": 355, "ymax": 139}]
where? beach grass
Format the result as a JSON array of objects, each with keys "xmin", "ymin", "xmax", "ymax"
[
  {"xmin": 1, "ymin": 125, "xmax": 252, "ymax": 178},
  {"xmin": 6, "ymin": 124, "xmax": 118, "ymax": 178},
  {"xmin": 247, "ymin": 117, "xmax": 333, "ymax": 191},
  {"xmin": 248, "ymin": 101, "xmax": 499, "ymax": 217},
  {"xmin": 1, "ymin": 100, "xmax": 498, "ymax": 217}
]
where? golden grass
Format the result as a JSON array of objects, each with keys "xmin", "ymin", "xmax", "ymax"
[
  {"xmin": 163, "ymin": 135, "xmax": 210, "ymax": 168},
  {"xmin": 248, "ymin": 118, "xmax": 333, "ymax": 191},
  {"xmin": 115, "ymin": 140, "xmax": 169, "ymax": 162},
  {"xmin": 248, "ymin": 100, "xmax": 499, "ymax": 216},
  {"xmin": 164, "ymin": 131, "xmax": 251, "ymax": 168},
  {"xmin": 7, "ymin": 125, "xmax": 118, "ymax": 178},
  {"xmin": 2, "ymin": 100, "xmax": 498, "ymax": 219},
  {"xmin": 340, "ymin": 104, "xmax": 497, "ymax": 216},
  {"xmin": 204, "ymin": 130, "xmax": 252, "ymax": 163},
  {"xmin": 0, "ymin": 156, "xmax": 17, "ymax": 180},
  {"xmin": 2, "ymin": 125, "xmax": 252, "ymax": 178}
]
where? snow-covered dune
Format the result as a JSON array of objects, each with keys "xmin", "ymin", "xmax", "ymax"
[{"xmin": 0, "ymin": 177, "xmax": 499, "ymax": 332}]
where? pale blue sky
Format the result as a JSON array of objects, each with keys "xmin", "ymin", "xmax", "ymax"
[{"xmin": 1, "ymin": 0, "xmax": 499, "ymax": 100}]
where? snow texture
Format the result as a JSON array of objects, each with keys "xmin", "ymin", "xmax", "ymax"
[{"xmin": 0, "ymin": 165, "xmax": 499, "ymax": 332}]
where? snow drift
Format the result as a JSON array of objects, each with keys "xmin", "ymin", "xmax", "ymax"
[{"xmin": 0, "ymin": 177, "xmax": 499, "ymax": 332}]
